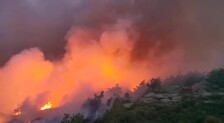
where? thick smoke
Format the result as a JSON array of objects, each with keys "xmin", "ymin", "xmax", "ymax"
[
  {"xmin": 1, "ymin": 0, "xmax": 224, "ymax": 69},
  {"xmin": 0, "ymin": 19, "xmax": 151, "ymax": 121},
  {"xmin": 0, "ymin": 0, "xmax": 224, "ymax": 122}
]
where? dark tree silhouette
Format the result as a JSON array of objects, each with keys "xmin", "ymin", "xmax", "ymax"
[{"xmin": 148, "ymin": 78, "xmax": 162, "ymax": 90}]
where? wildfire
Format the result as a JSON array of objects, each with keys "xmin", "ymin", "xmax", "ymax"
[
  {"xmin": 14, "ymin": 108, "xmax": 22, "ymax": 116},
  {"xmin": 40, "ymin": 102, "xmax": 52, "ymax": 111},
  {"xmin": 15, "ymin": 111, "xmax": 22, "ymax": 116}
]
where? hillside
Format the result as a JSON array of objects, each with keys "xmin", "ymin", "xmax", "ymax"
[{"xmin": 62, "ymin": 69, "xmax": 224, "ymax": 123}]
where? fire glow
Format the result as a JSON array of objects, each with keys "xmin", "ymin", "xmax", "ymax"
[
  {"xmin": 40, "ymin": 102, "xmax": 52, "ymax": 111},
  {"xmin": 0, "ymin": 20, "xmax": 151, "ymax": 116},
  {"xmin": 14, "ymin": 108, "xmax": 22, "ymax": 116},
  {"xmin": 15, "ymin": 111, "xmax": 22, "ymax": 116}
]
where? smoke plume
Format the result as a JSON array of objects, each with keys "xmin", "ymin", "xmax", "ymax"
[{"xmin": 0, "ymin": 0, "xmax": 224, "ymax": 122}]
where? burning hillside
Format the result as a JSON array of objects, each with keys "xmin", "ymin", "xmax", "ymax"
[
  {"xmin": 1, "ymin": 20, "xmax": 153, "ymax": 123},
  {"xmin": 0, "ymin": 0, "xmax": 224, "ymax": 123}
]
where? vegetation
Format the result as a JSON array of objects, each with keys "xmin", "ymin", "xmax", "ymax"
[
  {"xmin": 148, "ymin": 78, "xmax": 162, "ymax": 90},
  {"xmin": 183, "ymin": 73, "xmax": 204, "ymax": 87},
  {"xmin": 207, "ymin": 68, "xmax": 224, "ymax": 91},
  {"xmin": 61, "ymin": 113, "xmax": 85, "ymax": 123},
  {"xmin": 96, "ymin": 95, "xmax": 224, "ymax": 123},
  {"xmin": 164, "ymin": 72, "xmax": 205, "ymax": 87},
  {"xmin": 63, "ymin": 95, "xmax": 224, "ymax": 123},
  {"xmin": 204, "ymin": 116, "xmax": 222, "ymax": 123},
  {"xmin": 62, "ymin": 68, "xmax": 224, "ymax": 123}
]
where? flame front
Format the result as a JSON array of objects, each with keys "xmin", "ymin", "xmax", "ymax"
[{"xmin": 40, "ymin": 102, "xmax": 52, "ymax": 111}]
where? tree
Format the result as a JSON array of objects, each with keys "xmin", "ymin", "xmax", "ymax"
[
  {"xmin": 124, "ymin": 92, "xmax": 130, "ymax": 99},
  {"xmin": 106, "ymin": 84, "xmax": 122, "ymax": 97},
  {"xmin": 148, "ymin": 78, "xmax": 162, "ymax": 90},
  {"xmin": 207, "ymin": 68, "xmax": 224, "ymax": 90},
  {"xmin": 132, "ymin": 80, "xmax": 148, "ymax": 100},
  {"xmin": 82, "ymin": 91, "xmax": 104, "ymax": 120},
  {"xmin": 184, "ymin": 73, "xmax": 204, "ymax": 87}
]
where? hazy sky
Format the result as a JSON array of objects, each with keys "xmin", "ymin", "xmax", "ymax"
[{"xmin": 0, "ymin": 0, "xmax": 224, "ymax": 69}]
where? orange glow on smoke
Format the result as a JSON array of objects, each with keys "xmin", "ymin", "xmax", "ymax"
[
  {"xmin": 0, "ymin": 21, "xmax": 152, "ymax": 114},
  {"xmin": 40, "ymin": 102, "xmax": 52, "ymax": 111}
]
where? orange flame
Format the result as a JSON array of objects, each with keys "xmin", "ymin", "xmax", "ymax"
[
  {"xmin": 14, "ymin": 108, "xmax": 22, "ymax": 116},
  {"xmin": 15, "ymin": 111, "xmax": 22, "ymax": 116},
  {"xmin": 40, "ymin": 102, "xmax": 52, "ymax": 111}
]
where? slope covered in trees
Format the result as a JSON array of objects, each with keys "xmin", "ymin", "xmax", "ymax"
[{"xmin": 62, "ymin": 68, "xmax": 224, "ymax": 123}]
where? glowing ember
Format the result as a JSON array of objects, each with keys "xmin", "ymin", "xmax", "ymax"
[
  {"xmin": 14, "ymin": 108, "xmax": 22, "ymax": 116},
  {"xmin": 40, "ymin": 102, "xmax": 52, "ymax": 110},
  {"xmin": 15, "ymin": 111, "xmax": 22, "ymax": 116}
]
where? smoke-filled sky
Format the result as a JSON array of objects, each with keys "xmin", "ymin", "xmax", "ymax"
[
  {"xmin": 1, "ymin": 0, "xmax": 224, "ymax": 68},
  {"xmin": 0, "ymin": 0, "xmax": 224, "ymax": 119}
]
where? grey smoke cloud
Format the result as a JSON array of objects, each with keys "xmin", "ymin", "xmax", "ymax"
[{"xmin": 0, "ymin": 0, "xmax": 224, "ymax": 71}]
